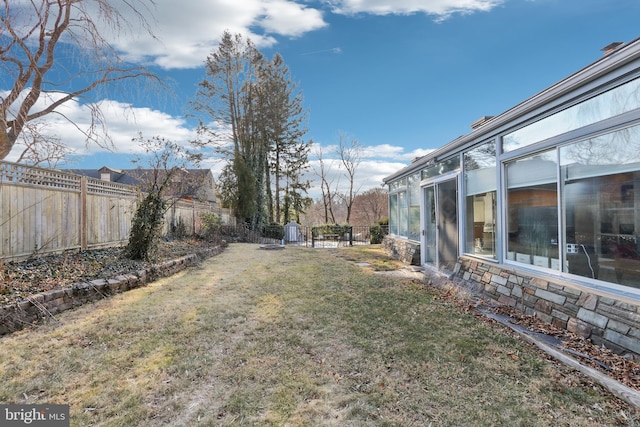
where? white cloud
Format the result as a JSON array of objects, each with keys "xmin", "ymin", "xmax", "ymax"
[
  {"xmin": 304, "ymin": 142, "xmax": 416, "ymax": 200},
  {"xmin": 2, "ymin": 92, "xmax": 414, "ymax": 201},
  {"xmin": 95, "ymin": 100, "xmax": 197, "ymax": 151},
  {"xmin": 362, "ymin": 144, "xmax": 433, "ymax": 162},
  {"xmin": 103, "ymin": 0, "xmax": 501, "ymax": 69},
  {"xmin": 259, "ymin": 0, "xmax": 327, "ymax": 36},
  {"xmin": 2, "ymin": 0, "xmax": 448, "ymax": 193},
  {"xmin": 305, "ymin": 158, "xmax": 405, "ymax": 200},
  {"xmin": 110, "ymin": 0, "xmax": 327, "ymax": 69},
  {"xmin": 313, "ymin": 142, "xmax": 431, "ymax": 163},
  {"xmin": 4, "ymin": 92, "xmax": 196, "ymax": 162},
  {"xmin": 6, "ymin": 0, "xmax": 501, "ymax": 73},
  {"xmin": 324, "ymin": 0, "xmax": 503, "ymax": 19}
]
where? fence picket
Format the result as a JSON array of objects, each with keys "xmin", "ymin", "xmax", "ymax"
[{"xmin": 0, "ymin": 160, "xmax": 234, "ymax": 260}]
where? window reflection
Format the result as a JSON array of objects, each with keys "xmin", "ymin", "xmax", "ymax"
[
  {"xmin": 388, "ymin": 173, "xmax": 421, "ymax": 241},
  {"xmin": 561, "ymin": 125, "xmax": 640, "ymax": 288},
  {"xmin": 503, "ymin": 77, "xmax": 640, "ymax": 152},
  {"xmin": 424, "ymin": 186, "xmax": 436, "ymax": 264},
  {"xmin": 506, "ymin": 151, "xmax": 559, "ymax": 268},
  {"xmin": 408, "ymin": 173, "xmax": 421, "ymax": 240},
  {"xmin": 422, "ymin": 156, "xmax": 461, "ymax": 180},
  {"xmin": 389, "ymin": 193, "xmax": 398, "ymax": 235},
  {"xmin": 398, "ymin": 191, "xmax": 408, "ymax": 237}
]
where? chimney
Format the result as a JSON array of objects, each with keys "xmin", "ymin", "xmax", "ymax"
[
  {"xmin": 601, "ymin": 42, "xmax": 623, "ymax": 56},
  {"xmin": 471, "ymin": 115, "xmax": 494, "ymax": 130}
]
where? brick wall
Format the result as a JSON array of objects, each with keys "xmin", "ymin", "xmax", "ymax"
[{"xmin": 454, "ymin": 256, "xmax": 640, "ymax": 359}]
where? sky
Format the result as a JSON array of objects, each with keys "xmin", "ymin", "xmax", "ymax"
[{"xmin": 4, "ymin": 0, "xmax": 640, "ymax": 200}]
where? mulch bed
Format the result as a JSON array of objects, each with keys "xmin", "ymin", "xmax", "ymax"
[
  {"xmin": 481, "ymin": 303, "xmax": 640, "ymax": 392},
  {"xmin": 0, "ymin": 239, "xmax": 219, "ymax": 307}
]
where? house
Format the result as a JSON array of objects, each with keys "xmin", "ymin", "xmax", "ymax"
[
  {"xmin": 67, "ymin": 166, "xmax": 218, "ymax": 204},
  {"xmin": 383, "ymin": 37, "xmax": 640, "ymax": 358}
]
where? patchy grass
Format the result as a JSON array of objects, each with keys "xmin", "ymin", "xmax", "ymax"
[
  {"xmin": 0, "ymin": 244, "xmax": 636, "ymax": 426},
  {"xmin": 333, "ymin": 244, "xmax": 407, "ymax": 271}
]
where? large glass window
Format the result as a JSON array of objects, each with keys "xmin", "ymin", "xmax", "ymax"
[
  {"xmin": 388, "ymin": 173, "xmax": 420, "ymax": 240},
  {"xmin": 389, "ymin": 193, "xmax": 398, "ymax": 235},
  {"xmin": 464, "ymin": 141, "xmax": 497, "ymax": 259},
  {"xmin": 408, "ymin": 173, "xmax": 421, "ymax": 240},
  {"xmin": 560, "ymin": 124, "xmax": 640, "ymax": 288},
  {"xmin": 422, "ymin": 156, "xmax": 461, "ymax": 180},
  {"xmin": 503, "ymin": 77, "xmax": 640, "ymax": 152},
  {"xmin": 506, "ymin": 150, "xmax": 559, "ymax": 268},
  {"xmin": 398, "ymin": 191, "xmax": 408, "ymax": 237}
]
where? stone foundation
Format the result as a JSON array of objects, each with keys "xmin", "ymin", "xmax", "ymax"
[
  {"xmin": 382, "ymin": 236, "xmax": 420, "ymax": 265},
  {"xmin": 454, "ymin": 256, "xmax": 640, "ymax": 359}
]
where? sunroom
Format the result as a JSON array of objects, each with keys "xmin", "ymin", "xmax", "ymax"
[{"xmin": 383, "ymin": 37, "xmax": 640, "ymax": 357}]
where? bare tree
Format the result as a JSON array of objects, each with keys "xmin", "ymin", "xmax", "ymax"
[
  {"xmin": 13, "ymin": 122, "xmax": 73, "ymax": 168},
  {"xmin": 0, "ymin": 0, "xmax": 160, "ymax": 160},
  {"xmin": 350, "ymin": 187, "xmax": 388, "ymax": 226},
  {"xmin": 312, "ymin": 145, "xmax": 337, "ymax": 224},
  {"xmin": 126, "ymin": 134, "xmax": 202, "ymax": 261},
  {"xmin": 336, "ymin": 132, "xmax": 363, "ymax": 224}
]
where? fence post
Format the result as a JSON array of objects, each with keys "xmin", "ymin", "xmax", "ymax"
[
  {"xmin": 192, "ymin": 199, "xmax": 196, "ymax": 236},
  {"xmin": 80, "ymin": 176, "xmax": 87, "ymax": 250}
]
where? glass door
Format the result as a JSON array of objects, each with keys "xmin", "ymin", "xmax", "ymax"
[
  {"xmin": 422, "ymin": 177, "xmax": 459, "ymax": 271},
  {"xmin": 423, "ymin": 186, "xmax": 437, "ymax": 265}
]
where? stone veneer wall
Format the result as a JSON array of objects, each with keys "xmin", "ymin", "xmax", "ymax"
[
  {"xmin": 454, "ymin": 256, "xmax": 640, "ymax": 359},
  {"xmin": 0, "ymin": 246, "xmax": 224, "ymax": 336},
  {"xmin": 382, "ymin": 236, "xmax": 420, "ymax": 265}
]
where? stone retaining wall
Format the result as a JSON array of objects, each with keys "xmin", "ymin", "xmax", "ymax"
[
  {"xmin": 382, "ymin": 236, "xmax": 420, "ymax": 265},
  {"xmin": 0, "ymin": 246, "xmax": 224, "ymax": 336},
  {"xmin": 454, "ymin": 256, "xmax": 640, "ymax": 359}
]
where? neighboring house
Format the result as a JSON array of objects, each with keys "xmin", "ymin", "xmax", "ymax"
[
  {"xmin": 67, "ymin": 166, "xmax": 218, "ymax": 205},
  {"xmin": 383, "ymin": 37, "xmax": 640, "ymax": 358}
]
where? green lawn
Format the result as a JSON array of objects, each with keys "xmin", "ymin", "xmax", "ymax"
[{"xmin": 0, "ymin": 244, "xmax": 635, "ymax": 426}]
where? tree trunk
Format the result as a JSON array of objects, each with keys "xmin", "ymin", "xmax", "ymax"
[{"xmin": 0, "ymin": 129, "xmax": 14, "ymax": 160}]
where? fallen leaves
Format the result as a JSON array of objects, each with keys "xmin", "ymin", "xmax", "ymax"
[
  {"xmin": 0, "ymin": 239, "xmax": 217, "ymax": 307},
  {"xmin": 507, "ymin": 352, "xmax": 520, "ymax": 361},
  {"xmin": 487, "ymin": 305, "xmax": 640, "ymax": 392}
]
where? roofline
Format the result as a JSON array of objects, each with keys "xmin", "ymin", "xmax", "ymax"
[
  {"xmin": 98, "ymin": 166, "xmax": 124, "ymax": 174},
  {"xmin": 383, "ymin": 36, "xmax": 640, "ymax": 184}
]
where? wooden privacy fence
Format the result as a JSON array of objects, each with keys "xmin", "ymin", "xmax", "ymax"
[
  {"xmin": 0, "ymin": 161, "xmax": 231, "ymax": 261},
  {"xmin": 163, "ymin": 198, "xmax": 235, "ymax": 237}
]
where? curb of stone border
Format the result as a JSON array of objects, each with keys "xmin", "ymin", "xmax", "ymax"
[
  {"xmin": 480, "ymin": 308, "xmax": 640, "ymax": 409},
  {"xmin": 0, "ymin": 246, "xmax": 225, "ymax": 337}
]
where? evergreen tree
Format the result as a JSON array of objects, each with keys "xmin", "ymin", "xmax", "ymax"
[
  {"xmin": 258, "ymin": 54, "xmax": 310, "ymax": 223},
  {"xmin": 192, "ymin": 31, "xmax": 310, "ymax": 228}
]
